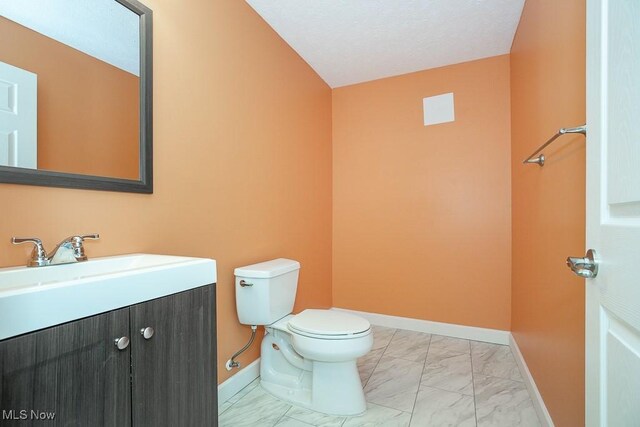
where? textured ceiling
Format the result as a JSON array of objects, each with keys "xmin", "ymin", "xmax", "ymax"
[{"xmin": 246, "ymin": 0, "xmax": 525, "ymax": 87}]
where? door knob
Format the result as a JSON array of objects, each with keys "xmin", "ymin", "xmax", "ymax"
[
  {"xmin": 140, "ymin": 327, "xmax": 155, "ymax": 340},
  {"xmin": 114, "ymin": 336, "xmax": 130, "ymax": 350},
  {"xmin": 566, "ymin": 249, "xmax": 598, "ymax": 279}
]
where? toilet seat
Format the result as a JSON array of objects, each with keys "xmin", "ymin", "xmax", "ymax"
[{"xmin": 288, "ymin": 309, "xmax": 370, "ymax": 340}]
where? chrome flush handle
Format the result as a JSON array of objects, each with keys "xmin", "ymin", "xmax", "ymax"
[{"xmin": 566, "ymin": 249, "xmax": 599, "ymax": 279}]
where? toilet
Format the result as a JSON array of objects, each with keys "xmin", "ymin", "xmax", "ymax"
[{"xmin": 235, "ymin": 258, "xmax": 373, "ymax": 416}]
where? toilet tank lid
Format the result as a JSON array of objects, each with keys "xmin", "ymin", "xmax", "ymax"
[{"xmin": 234, "ymin": 258, "xmax": 300, "ymax": 279}]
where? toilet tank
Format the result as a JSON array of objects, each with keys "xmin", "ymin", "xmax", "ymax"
[{"xmin": 234, "ymin": 258, "xmax": 300, "ymax": 326}]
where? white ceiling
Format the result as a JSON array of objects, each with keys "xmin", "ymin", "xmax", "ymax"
[
  {"xmin": 246, "ymin": 0, "xmax": 525, "ymax": 88},
  {"xmin": 0, "ymin": 0, "xmax": 139, "ymax": 76}
]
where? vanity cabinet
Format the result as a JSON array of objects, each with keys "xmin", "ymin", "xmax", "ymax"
[
  {"xmin": 0, "ymin": 285, "xmax": 216, "ymax": 427},
  {"xmin": 0, "ymin": 308, "xmax": 132, "ymax": 426},
  {"xmin": 131, "ymin": 284, "xmax": 216, "ymax": 426}
]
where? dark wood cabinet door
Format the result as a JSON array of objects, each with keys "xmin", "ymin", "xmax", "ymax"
[
  {"xmin": 130, "ymin": 285, "xmax": 216, "ymax": 427},
  {"xmin": 0, "ymin": 309, "xmax": 131, "ymax": 427}
]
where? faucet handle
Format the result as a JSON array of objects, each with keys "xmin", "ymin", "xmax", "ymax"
[
  {"xmin": 79, "ymin": 234, "xmax": 100, "ymax": 241},
  {"xmin": 68, "ymin": 233, "xmax": 100, "ymax": 261},
  {"xmin": 12, "ymin": 237, "xmax": 43, "ymax": 245},
  {"xmin": 11, "ymin": 237, "xmax": 49, "ymax": 267}
]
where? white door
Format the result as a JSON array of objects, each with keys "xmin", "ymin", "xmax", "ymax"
[
  {"xmin": 585, "ymin": 0, "xmax": 640, "ymax": 425},
  {"xmin": 0, "ymin": 60, "xmax": 37, "ymax": 168}
]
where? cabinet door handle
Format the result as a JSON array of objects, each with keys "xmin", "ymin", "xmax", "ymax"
[
  {"xmin": 114, "ymin": 336, "xmax": 130, "ymax": 350},
  {"xmin": 140, "ymin": 327, "xmax": 155, "ymax": 340}
]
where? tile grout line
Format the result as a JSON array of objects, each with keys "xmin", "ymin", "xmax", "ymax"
[
  {"xmin": 417, "ymin": 382, "xmax": 475, "ymax": 398},
  {"xmin": 362, "ymin": 400, "xmax": 413, "ymax": 415},
  {"xmin": 219, "ymin": 400, "xmax": 236, "ymax": 416},
  {"xmin": 407, "ymin": 333, "xmax": 431, "ymax": 426},
  {"xmin": 415, "ymin": 338, "xmax": 474, "ymax": 396},
  {"xmin": 271, "ymin": 405, "xmax": 293, "ymax": 427},
  {"xmin": 219, "ymin": 387, "xmax": 246, "ymax": 417},
  {"xmin": 363, "ymin": 328, "xmax": 399, "ymax": 388},
  {"xmin": 219, "ymin": 380, "xmax": 263, "ymax": 420},
  {"xmin": 469, "ymin": 340, "xmax": 480, "ymax": 426},
  {"xmin": 379, "ymin": 328, "xmax": 399, "ymax": 359}
]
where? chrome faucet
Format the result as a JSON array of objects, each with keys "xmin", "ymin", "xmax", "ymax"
[{"xmin": 11, "ymin": 234, "xmax": 100, "ymax": 267}]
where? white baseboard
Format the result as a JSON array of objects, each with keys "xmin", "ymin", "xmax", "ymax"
[
  {"xmin": 509, "ymin": 335, "xmax": 554, "ymax": 427},
  {"xmin": 332, "ymin": 307, "xmax": 510, "ymax": 345},
  {"xmin": 217, "ymin": 358, "xmax": 261, "ymax": 405}
]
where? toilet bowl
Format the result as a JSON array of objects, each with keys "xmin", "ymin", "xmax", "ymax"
[
  {"xmin": 261, "ymin": 309, "xmax": 372, "ymax": 415},
  {"xmin": 234, "ymin": 259, "xmax": 373, "ymax": 415}
]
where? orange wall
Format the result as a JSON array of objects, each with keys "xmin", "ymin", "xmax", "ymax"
[
  {"xmin": 510, "ymin": 1, "xmax": 586, "ymax": 426},
  {"xmin": 0, "ymin": 0, "xmax": 332, "ymax": 384},
  {"xmin": 0, "ymin": 2, "xmax": 588, "ymax": 412},
  {"xmin": 332, "ymin": 56, "xmax": 512, "ymax": 330},
  {"xmin": 0, "ymin": 17, "xmax": 139, "ymax": 179}
]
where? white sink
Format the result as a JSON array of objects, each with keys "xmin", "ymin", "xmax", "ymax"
[{"xmin": 0, "ymin": 254, "xmax": 217, "ymax": 340}]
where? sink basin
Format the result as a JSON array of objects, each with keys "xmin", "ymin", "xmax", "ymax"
[{"xmin": 0, "ymin": 254, "xmax": 217, "ymax": 340}]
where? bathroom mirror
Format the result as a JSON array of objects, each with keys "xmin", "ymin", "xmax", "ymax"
[{"xmin": 0, "ymin": 0, "xmax": 152, "ymax": 193}]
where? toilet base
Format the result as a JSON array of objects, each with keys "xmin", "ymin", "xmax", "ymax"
[
  {"xmin": 261, "ymin": 360, "xmax": 366, "ymax": 416},
  {"xmin": 260, "ymin": 330, "xmax": 367, "ymax": 416},
  {"xmin": 313, "ymin": 360, "xmax": 367, "ymax": 415}
]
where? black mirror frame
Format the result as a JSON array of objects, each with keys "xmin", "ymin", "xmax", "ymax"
[{"xmin": 0, "ymin": 0, "xmax": 153, "ymax": 194}]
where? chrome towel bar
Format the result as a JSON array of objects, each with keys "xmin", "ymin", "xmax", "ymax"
[{"xmin": 523, "ymin": 125, "xmax": 587, "ymax": 166}]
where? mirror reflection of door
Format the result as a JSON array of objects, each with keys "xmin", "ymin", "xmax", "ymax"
[
  {"xmin": 0, "ymin": 1, "xmax": 140, "ymax": 180},
  {"xmin": 0, "ymin": 61, "xmax": 37, "ymax": 168}
]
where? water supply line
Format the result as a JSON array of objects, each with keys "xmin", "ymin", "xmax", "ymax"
[{"xmin": 226, "ymin": 325, "xmax": 257, "ymax": 370}]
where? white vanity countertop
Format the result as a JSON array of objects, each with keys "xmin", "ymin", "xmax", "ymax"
[{"xmin": 0, "ymin": 254, "xmax": 217, "ymax": 341}]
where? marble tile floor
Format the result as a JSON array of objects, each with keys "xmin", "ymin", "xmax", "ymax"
[{"xmin": 219, "ymin": 325, "xmax": 541, "ymax": 427}]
